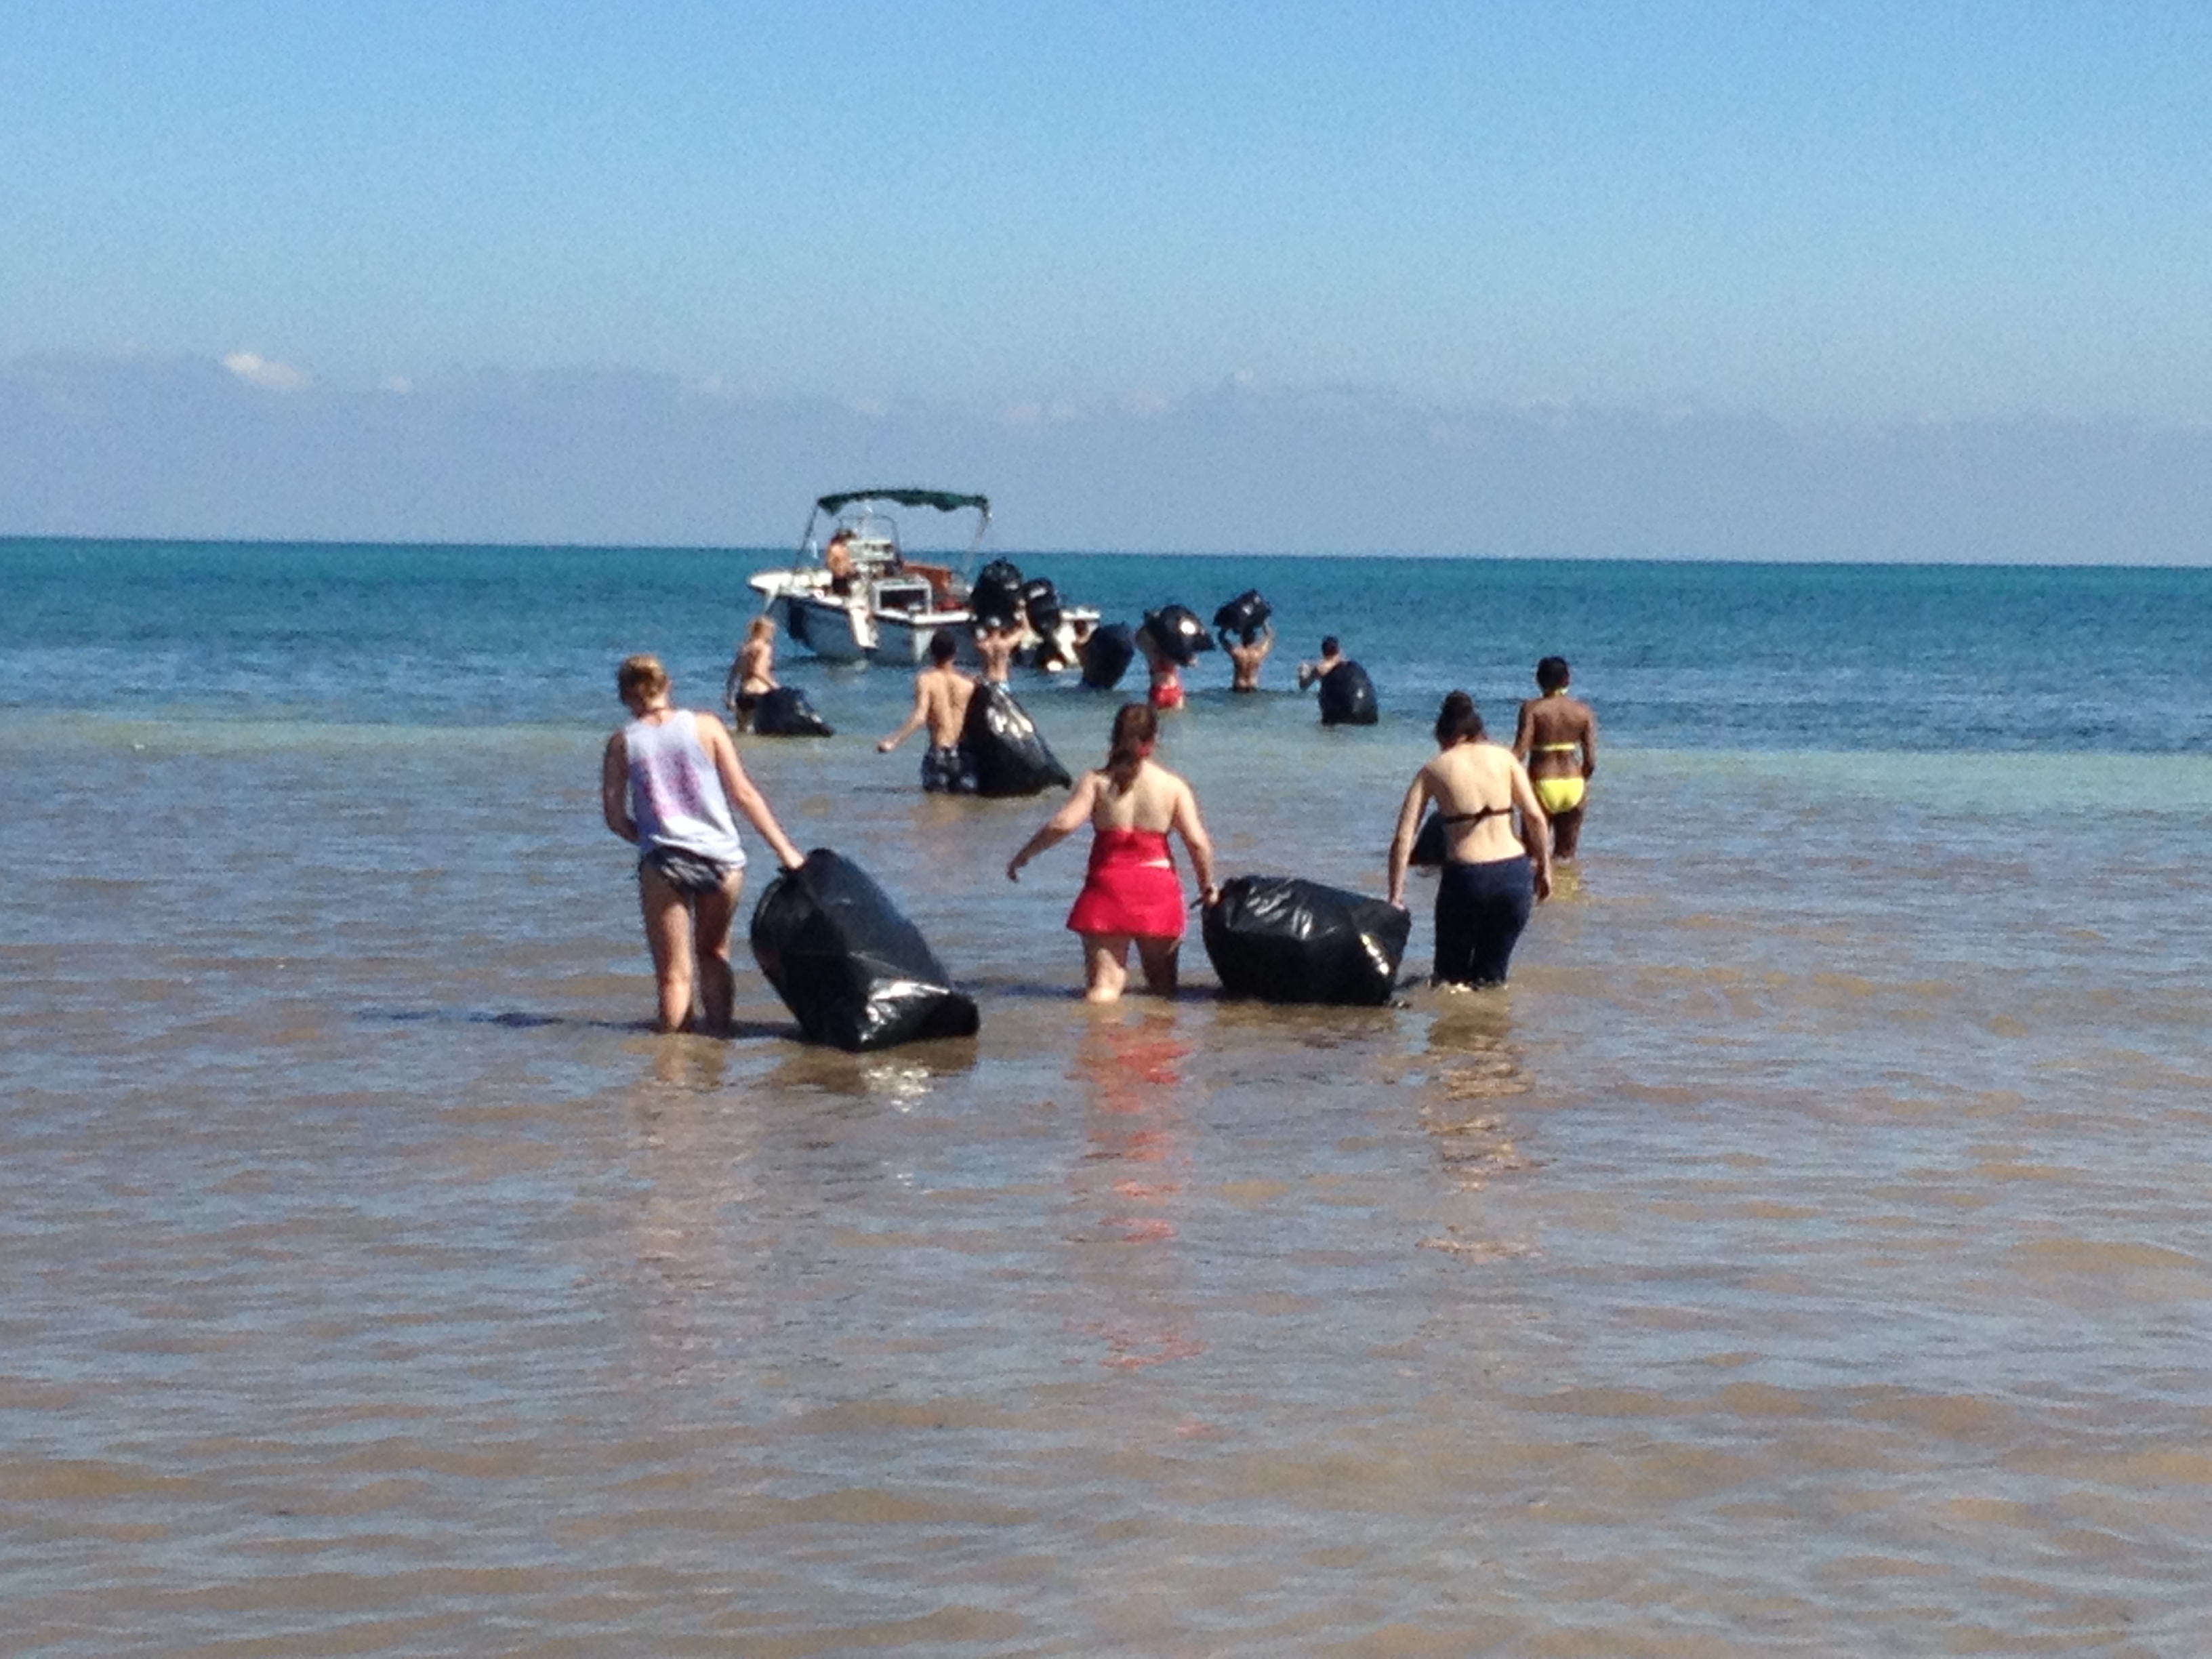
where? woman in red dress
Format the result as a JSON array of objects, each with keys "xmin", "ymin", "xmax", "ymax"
[{"xmin": 1006, "ymin": 703, "xmax": 1220, "ymax": 1002}]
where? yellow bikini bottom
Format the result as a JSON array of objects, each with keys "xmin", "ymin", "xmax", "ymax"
[{"xmin": 1534, "ymin": 775, "xmax": 1586, "ymax": 815}]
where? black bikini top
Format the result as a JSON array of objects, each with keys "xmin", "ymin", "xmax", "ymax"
[{"xmin": 1437, "ymin": 802, "xmax": 1512, "ymax": 827}]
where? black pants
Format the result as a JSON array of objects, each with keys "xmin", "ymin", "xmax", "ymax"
[{"xmin": 1434, "ymin": 856, "xmax": 1534, "ymax": 986}]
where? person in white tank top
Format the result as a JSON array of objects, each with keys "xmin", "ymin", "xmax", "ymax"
[{"xmin": 602, "ymin": 653, "xmax": 806, "ymax": 1035}]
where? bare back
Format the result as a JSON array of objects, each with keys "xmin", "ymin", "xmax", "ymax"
[
  {"xmin": 1515, "ymin": 694, "xmax": 1597, "ymax": 781},
  {"xmin": 1090, "ymin": 758, "xmax": 1189, "ymax": 834},
  {"xmin": 1425, "ymin": 741, "xmax": 1537, "ymax": 864},
  {"xmin": 920, "ymin": 665, "xmax": 977, "ymax": 747}
]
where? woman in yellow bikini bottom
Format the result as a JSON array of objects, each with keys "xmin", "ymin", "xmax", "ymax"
[{"xmin": 1531, "ymin": 743, "xmax": 1585, "ymax": 815}]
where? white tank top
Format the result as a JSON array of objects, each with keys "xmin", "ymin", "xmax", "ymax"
[{"xmin": 623, "ymin": 710, "xmax": 746, "ymax": 867}]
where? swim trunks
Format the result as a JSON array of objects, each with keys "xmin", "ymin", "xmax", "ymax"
[
  {"xmin": 1149, "ymin": 679, "xmax": 1185, "ymax": 711},
  {"xmin": 921, "ymin": 743, "xmax": 979, "ymax": 794},
  {"xmin": 1534, "ymin": 775, "xmax": 1586, "ymax": 815},
  {"xmin": 1066, "ymin": 828, "xmax": 1186, "ymax": 939},
  {"xmin": 1433, "ymin": 855, "xmax": 1534, "ymax": 987}
]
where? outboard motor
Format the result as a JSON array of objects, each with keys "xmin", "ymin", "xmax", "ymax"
[
  {"xmin": 1212, "ymin": 589, "xmax": 1272, "ymax": 647},
  {"xmin": 1080, "ymin": 621, "xmax": 1138, "ymax": 689},
  {"xmin": 1019, "ymin": 577, "xmax": 1063, "ymax": 636}
]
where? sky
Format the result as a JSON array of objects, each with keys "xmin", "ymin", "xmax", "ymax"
[{"xmin": 4, "ymin": 0, "xmax": 2209, "ymax": 557}]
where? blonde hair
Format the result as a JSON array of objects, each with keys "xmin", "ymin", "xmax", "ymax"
[
  {"xmin": 747, "ymin": 616, "xmax": 775, "ymax": 641},
  {"xmin": 617, "ymin": 653, "xmax": 670, "ymax": 701}
]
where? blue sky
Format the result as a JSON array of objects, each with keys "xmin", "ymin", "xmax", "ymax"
[{"xmin": 5, "ymin": 1, "xmax": 2210, "ymax": 554}]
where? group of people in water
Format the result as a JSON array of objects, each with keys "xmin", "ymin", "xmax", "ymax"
[{"xmin": 608, "ymin": 623, "xmax": 1599, "ymax": 1033}]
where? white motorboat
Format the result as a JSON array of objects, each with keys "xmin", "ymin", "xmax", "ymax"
[{"xmin": 749, "ymin": 489, "xmax": 989, "ymax": 665}]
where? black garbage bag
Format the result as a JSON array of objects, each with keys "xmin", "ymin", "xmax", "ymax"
[
  {"xmin": 1202, "ymin": 875, "xmax": 1412, "ymax": 1006},
  {"xmin": 1020, "ymin": 577, "xmax": 1063, "ymax": 635},
  {"xmin": 1080, "ymin": 621, "xmax": 1137, "ymax": 689},
  {"xmin": 750, "ymin": 850, "xmax": 981, "ymax": 1051},
  {"xmin": 748, "ymin": 684, "xmax": 834, "ymax": 737},
  {"xmin": 961, "ymin": 682, "xmax": 1073, "ymax": 797},
  {"xmin": 1408, "ymin": 809, "xmax": 1446, "ymax": 868},
  {"xmin": 1317, "ymin": 660, "xmax": 1378, "ymax": 725},
  {"xmin": 1140, "ymin": 604, "xmax": 1214, "ymax": 666},
  {"xmin": 1212, "ymin": 589, "xmax": 1272, "ymax": 646},
  {"xmin": 969, "ymin": 558, "xmax": 1026, "ymax": 630}
]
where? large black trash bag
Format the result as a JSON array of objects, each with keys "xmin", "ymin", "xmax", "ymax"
[
  {"xmin": 750, "ymin": 850, "xmax": 981, "ymax": 1051},
  {"xmin": 1140, "ymin": 604, "xmax": 1214, "ymax": 666},
  {"xmin": 1212, "ymin": 589, "xmax": 1272, "ymax": 645},
  {"xmin": 970, "ymin": 558, "xmax": 1026, "ymax": 629},
  {"xmin": 1408, "ymin": 810, "xmax": 1446, "ymax": 868},
  {"xmin": 961, "ymin": 682, "xmax": 1073, "ymax": 797},
  {"xmin": 1080, "ymin": 621, "xmax": 1137, "ymax": 689},
  {"xmin": 1317, "ymin": 660, "xmax": 1378, "ymax": 725},
  {"xmin": 748, "ymin": 684, "xmax": 834, "ymax": 737},
  {"xmin": 1202, "ymin": 876, "xmax": 1412, "ymax": 1006},
  {"xmin": 1020, "ymin": 577, "xmax": 1063, "ymax": 635}
]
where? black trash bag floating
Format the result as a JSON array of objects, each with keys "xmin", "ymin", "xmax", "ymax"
[
  {"xmin": 961, "ymin": 681, "xmax": 1073, "ymax": 797},
  {"xmin": 1409, "ymin": 809, "xmax": 1446, "ymax": 868},
  {"xmin": 970, "ymin": 558, "xmax": 1026, "ymax": 630},
  {"xmin": 750, "ymin": 850, "xmax": 981, "ymax": 1051},
  {"xmin": 1140, "ymin": 604, "xmax": 1214, "ymax": 666},
  {"xmin": 1202, "ymin": 875, "xmax": 1413, "ymax": 1006},
  {"xmin": 748, "ymin": 684, "xmax": 834, "ymax": 737},
  {"xmin": 1212, "ymin": 589, "xmax": 1272, "ymax": 646},
  {"xmin": 1080, "ymin": 621, "xmax": 1137, "ymax": 689},
  {"xmin": 1317, "ymin": 659, "xmax": 1378, "ymax": 725},
  {"xmin": 1020, "ymin": 577, "xmax": 1063, "ymax": 635}
]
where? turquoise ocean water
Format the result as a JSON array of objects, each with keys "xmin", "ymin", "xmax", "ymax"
[{"xmin": 4, "ymin": 537, "xmax": 2211, "ymax": 1652}]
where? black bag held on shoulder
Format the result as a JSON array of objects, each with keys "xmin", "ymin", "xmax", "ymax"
[
  {"xmin": 1201, "ymin": 875, "xmax": 1411, "ymax": 1006},
  {"xmin": 750, "ymin": 851, "xmax": 981, "ymax": 1051},
  {"xmin": 961, "ymin": 682, "xmax": 1073, "ymax": 797}
]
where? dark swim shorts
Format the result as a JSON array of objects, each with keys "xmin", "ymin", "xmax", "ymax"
[
  {"xmin": 642, "ymin": 845, "xmax": 738, "ymax": 895},
  {"xmin": 921, "ymin": 743, "xmax": 979, "ymax": 794}
]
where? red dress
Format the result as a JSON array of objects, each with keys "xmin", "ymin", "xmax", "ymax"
[{"xmin": 1065, "ymin": 829, "xmax": 1187, "ymax": 939}]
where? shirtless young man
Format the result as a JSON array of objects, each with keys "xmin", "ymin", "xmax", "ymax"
[
  {"xmin": 878, "ymin": 630, "xmax": 979, "ymax": 792},
  {"xmin": 1227, "ymin": 623, "xmax": 1273, "ymax": 692},
  {"xmin": 723, "ymin": 616, "xmax": 779, "ymax": 731},
  {"xmin": 1512, "ymin": 655, "xmax": 1599, "ymax": 860},
  {"xmin": 823, "ymin": 529, "xmax": 858, "ymax": 594},
  {"xmin": 974, "ymin": 621, "xmax": 1019, "ymax": 686},
  {"xmin": 1296, "ymin": 635, "xmax": 1345, "ymax": 693}
]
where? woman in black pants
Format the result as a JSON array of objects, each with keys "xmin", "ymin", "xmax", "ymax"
[{"xmin": 1386, "ymin": 691, "xmax": 1553, "ymax": 986}]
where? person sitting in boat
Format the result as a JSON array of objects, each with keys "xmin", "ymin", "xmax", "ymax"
[
  {"xmin": 823, "ymin": 529, "xmax": 858, "ymax": 595},
  {"xmin": 722, "ymin": 616, "xmax": 779, "ymax": 732},
  {"xmin": 1005, "ymin": 701, "xmax": 1220, "ymax": 1002},
  {"xmin": 877, "ymin": 630, "xmax": 979, "ymax": 792}
]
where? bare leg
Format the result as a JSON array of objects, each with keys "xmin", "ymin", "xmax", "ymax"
[
  {"xmin": 1082, "ymin": 933, "xmax": 1132, "ymax": 1002},
  {"xmin": 691, "ymin": 870, "xmax": 745, "ymax": 1037},
  {"xmin": 1551, "ymin": 804, "xmax": 1586, "ymax": 861},
  {"xmin": 1134, "ymin": 935, "xmax": 1181, "ymax": 996},
  {"xmin": 638, "ymin": 865, "xmax": 696, "ymax": 1032}
]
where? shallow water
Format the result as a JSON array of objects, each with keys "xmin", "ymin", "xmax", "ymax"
[{"xmin": 5, "ymin": 544, "xmax": 2212, "ymax": 1652}]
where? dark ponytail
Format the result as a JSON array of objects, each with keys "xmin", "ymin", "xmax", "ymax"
[
  {"xmin": 1433, "ymin": 690, "xmax": 1484, "ymax": 746},
  {"xmin": 1105, "ymin": 702, "xmax": 1157, "ymax": 793}
]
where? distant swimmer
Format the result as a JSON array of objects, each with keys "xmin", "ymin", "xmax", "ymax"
[
  {"xmin": 1139, "ymin": 623, "xmax": 1185, "ymax": 711},
  {"xmin": 1296, "ymin": 635, "xmax": 1345, "ymax": 693},
  {"xmin": 878, "ymin": 629, "xmax": 979, "ymax": 792},
  {"xmin": 602, "ymin": 653, "xmax": 806, "ymax": 1035},
  {"xmin": 1006, "ymin": 702, "xmax": 1220, "ymax": 1002},
  {"xmin": 1512, "ymin": 655, "xmax": 1598, "ymax": 860},
  {"xmin": 975, "ymin": 619, "xmax": 1019, "ymax": 685},
  {"xmin": 1227, "ymin": 623, "xmax": 1274, "ymax": 692},
  {"xmin": 723, "ymin": 615, "xmax": 779, "ymax": 732},
  {"xmin": 1387, "ymin": 691, "xmax": 1552, "ymax": 988}
]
